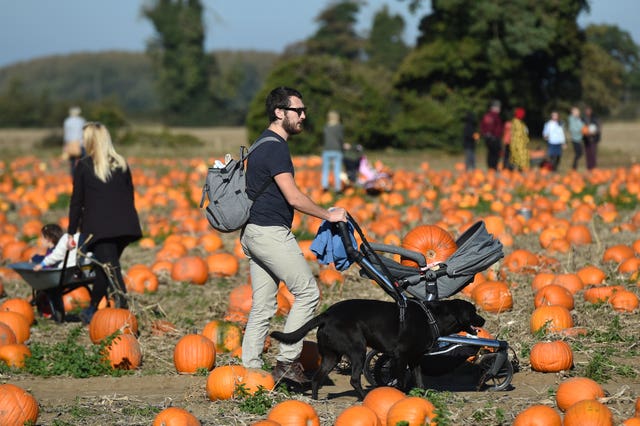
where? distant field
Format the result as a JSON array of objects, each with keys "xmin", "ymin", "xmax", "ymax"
[{"xmin": 0, "ymin": 121, "xmax": 638, "ymax": 171}]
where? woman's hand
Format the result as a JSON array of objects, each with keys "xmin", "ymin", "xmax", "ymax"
[
  {"xmin": 67, "ymin": 235, "xmax": 76, "ymax": 250},
  {"xmin": 33, "ymin": 263, "xmax": 43, "ymax": 271}
]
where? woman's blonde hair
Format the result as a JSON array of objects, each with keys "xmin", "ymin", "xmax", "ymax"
[
  {"xmin": 82, "ymin": 123, "xmax": 128, "ymax": 182},
  {"xmin": 327, "ymin": 110, "xmax": 340, "ymax": 125}
]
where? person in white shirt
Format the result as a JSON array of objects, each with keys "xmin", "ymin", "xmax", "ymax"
[
  {"xmin": 542, "ymin": 111, "xmax": 566, "ymax": 171},
  {"xmin": 32, "ymin": 224, "xmax": 80, "ymax": 271},
  {"xmin": 63, "ymin": 106, "xmax": 86, "ymax": 177}
]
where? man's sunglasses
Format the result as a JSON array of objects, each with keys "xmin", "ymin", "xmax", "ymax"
[{"xmin": 279, "ymin": 106, "xmax": 307, "ymax": 116}]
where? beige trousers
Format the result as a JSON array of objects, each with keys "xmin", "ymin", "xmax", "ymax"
[{"xmin": 240, "ymin": 224, "xmax": 320, "ymax": 368}]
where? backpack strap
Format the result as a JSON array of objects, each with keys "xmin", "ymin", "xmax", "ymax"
[{"xmin": 243, "ymin": 136, "xmax": 280, "ymax": 201}]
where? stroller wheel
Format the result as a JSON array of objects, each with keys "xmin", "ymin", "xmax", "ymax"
[
  {"xmin": 364, "ymin": 350, "xmax": 409, "ymax": 388},
  {"xmin": 475, "ymin": 351, "xmax": 514, "ymax": 391}
]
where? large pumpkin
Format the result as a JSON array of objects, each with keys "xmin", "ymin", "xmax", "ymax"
[
  {"xmin": 529, "ymin": 341, "xmax": 573, "ymax": 373},
  {"xmin": 0, "ymin": 311, "xmax": 31, "ymax": 344},
  {"xmin": 0, "ymin": 298, "xmax": 35, "ymax": 325},
  {"xmin": 556, "ymin": 377, "xmax": 605, "ymax": 411},
  {"xmin": 174, "ymin": 334, "xmax": 216, "ymax": 374},
  {"xmin": 241, "ymin": 368, "xmax": 275, "ymax": 395},
  {"xmin": 530, "ymin": 305, "xmax": 573, "ymax": 334},
  {"xmin": 88, "ymin": 307, "xmax": 139, "ymax": 344},
  {"xmin": 206, "ymin": 365, "xmax": 247, "ymax": 401},
  {"xmin": 400, "ymin": 225, "xmax": 457, "ymax": 268},
  {"xmin": 512, "ymin": 404, "xmax": 561, "ymax": 426},
  {"xmin": 267, "ymin": 400, "xmax": 320, "ymax": 426},
  {"xmin": 334, "ymin": 405, "xmax": 381, "ymax": 426},
  {"xmin": 171, "ymin": 256, "xmax": 209, "ymax": 285},
  {"xmin": 0, "ymin": 383, "xmax": 39, "ymax": 425},
  {"xmin": 153, "ymin": 406, "xmax": 201, "ymax": 426},
  {"xmin": 471, "ymin": 280, "xmax": 513, "ymax": 313},
  {"xmin": 533, "ymin": 284, "xmax": 574, "ymax": 310},
  {"xmin": 206, "ymin": 252, "xmax": 239, "ymax": 277},
  {"xmin": 201, "ymin": 320, "xmax": 243, "ymax": 353},
  {"xmin": 563, "ymin": 399, "xmax": 612, "ymax": 425},
  {"xmin": 0, "ymin": 343, "xmax": 31, "ymax": 368},
  {"xmin": 362, "ymin": 386, "xmax": 406, "ymax": 425},
  {"xmin": 386, "ymin": 396, "xmax": 437, "ymax": 426},
  {"xmin": 104, "ymin": 334, "xmax": 142, "ymax": 370},
  {"xmin": 0, "ymin": 322, "xmax": 17, "ymax": 346}
]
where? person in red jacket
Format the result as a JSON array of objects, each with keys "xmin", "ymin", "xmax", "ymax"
[{"xmin": 480, "ymin": 100, "xmax": 504, "ymax": 170}]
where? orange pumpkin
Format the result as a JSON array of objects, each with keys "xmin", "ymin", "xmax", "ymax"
[
  {"xmin": 62, "ymin": 286, "xmax": 91, "ymax": 312},
  {"xmin": 512, "ymin": 405, "xmax": 561, "ymax": 426},
  {"xmin": 267, "ymin": 400, "xmax": 320, "ymax": 426},
  {"xmin": 206, "ymin": 252, "xmax": 239, "ymax": 277},
  {"xmin": 576, "ymin": 265, "xmax": 606, "ymax": 286},
  {"xmin": 125, "ymin": 265, "xmax": 159, "ymax": 294},
  {"xmin": 104, "ymin": 334, "xmax": 142, "ymax": 370},
  {"xmin": 334, "ymin": 405, "xmax": 381, "ymax": 426},
  {"xmin": 565, "ymin": 224, "xmax": 592, "ymax": 246},
  {"xmin": 602, "ymin": 244, "xmax": 634, "ymax": 264},
  {"xmin": 0, "ymin": 322, "xmax": 17, "ymax": 346},
  {"xmin": 386, "ymin": 396, "xmax": 437, "ymax": 426},
  {"xmin": 583, "ymin": 285, "xmax": 624, "ymax": 304},
  {"xmin": 530, "ymin": 305, "xmax": 573, "ymax": 334},
  {"xmin": 609, "ymin": 290, "xmax": 639, "ymax": 312},
  {"xmin": 318, "ymin": 267, "xmax": 344, "ymax": 287},
  {"xmin": 0, "ymin": 311, "xmax": 31, "ymax": 343},
  {"xmin": 174, "ymin": 334, "xmax": 216, "ymax": 374},
  {"xmin": 88, "ymin": 307, "xmax": 139, "ymax": 344},
  {"xmin": 206, "ymin": 365, "xmax": 247, "ymax": 401},
  {"xmin": 0, "ymin": 383, "xmax": 39, "ymax": 425},
  {"xmin": 241, "ymin": 367, "xmax": 275, "ymax": 395},
  {"xmin": 153, "ymin": 406, "xmax": 201, "ymax": 426},
  {"xmin": 400, "ymin": 225, "xmax": 457, "ymax": 268},
  {"xmin": 0, "ymin": 297, "xmax": 35, "ymax": 325},
  {"xmin": 550, "ymin": 273, "xmax": 584, "ymax": 295},
  {"xmin": 533, "ymin": 284, "xmax": 574, "ymax": 310},
  {"xmin": 563, "ymin": 399, "xmax": 612, "ymax": 425},
  {"xmin": 529, "ymin": 341, "xmax": 573, "ymax": 373},
  {"xmin": 362, "ymin": 387, "xmax": 406, "ymax": 425},
  {"xmin": 472, "ymin": 281, "xmax": 513, "ymax": 313},
  {"xmin": 171, "ymin": 256, "xmax": 209, "ymax": 285},
  {"xmin": 0, "ymin": 343, "xmax": 31, "ymax": 368},
  {"xmin": 555, "ymin": 377, "xmax": 605, "ymax": 411},
  {"xmin": 201, "ymin": 320, "xmax": 243, "ymax": 353}
]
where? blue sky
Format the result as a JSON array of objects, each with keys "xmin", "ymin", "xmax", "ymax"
[{"xmin": 1, "ymin": 0, "xmax": 639, "ymax": 68}]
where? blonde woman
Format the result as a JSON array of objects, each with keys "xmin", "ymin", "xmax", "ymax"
[{"xmin": 66, "ymin": 122, "xmax": 142, "ymax": 324}]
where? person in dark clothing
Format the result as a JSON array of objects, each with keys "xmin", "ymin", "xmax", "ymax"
[
  {"xmin": 480, "ymin": 100, "xmax": 504, "ymax": 170},
  {"xmin": 240, "ymin": 87, "xmax": 347, "ymax": 386},
  {"xmin": 342, "ymin": 143, "xmax": 363, "ymax": 184},
  {"xmin": 67, "ymin": 122, "xmax": 142, "ymax": 324},
  {"xmin": 582, "ymin": 106, "xmax": 601, "ymax": 170},
  {"xmin": 463, "ymin": 112, "xmax": 477, "ymax": 171}
]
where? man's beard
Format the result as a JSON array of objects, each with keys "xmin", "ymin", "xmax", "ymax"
[{"xmin": 283, "ymin": 116, "xmax": 303, "ymax": 135}]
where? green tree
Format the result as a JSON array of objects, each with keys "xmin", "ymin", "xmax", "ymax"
[
  {"xmin": 366, "ymin": 5, "xmax": 410, "ymax": 70},
  {"xmin": 393, "ymin": 0, "xmax": 588, "ymax": 148},
  {"xmin": 143, "ymin": 0, "xmax": 211, "ymax": 124},
  {"xmin": 246, "ymin": 56, "xmax": 394, "ymax": 154},
  {"xmin": 306, "ymin": 1, "xmax": 363, "ymax": 60}
]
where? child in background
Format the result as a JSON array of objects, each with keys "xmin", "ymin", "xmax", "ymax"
[{"xmin": 32, "ymin": 224, "xmax": 79, "ymax": 271}]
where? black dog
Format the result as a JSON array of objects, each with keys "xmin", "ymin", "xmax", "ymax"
[{"xmin": 270, "ymin": 298, "xmax": 485, "ymax": 400}]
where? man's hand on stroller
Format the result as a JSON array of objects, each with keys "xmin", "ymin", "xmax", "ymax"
[{"xmin": 327, "ymin": 207, "xmax": 347, "ymax": 222}]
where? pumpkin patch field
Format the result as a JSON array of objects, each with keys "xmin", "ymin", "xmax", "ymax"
[{"xmin": 1, "ymin": 127, "xmax": 640, "ymax": 425}]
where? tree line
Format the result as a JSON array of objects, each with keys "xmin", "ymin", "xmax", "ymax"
[{"xmin": 0, "ymin": 0, "xmax": 638, "ymax": 154}]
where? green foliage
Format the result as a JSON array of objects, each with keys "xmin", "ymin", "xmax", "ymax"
[
  {"xmin": 143, "ymin": 0, "xmax": 211, "ymax": 125},
  {"xmin": 24, "ymin": 326, "xmax": 129, "ymax": 378},
  {"xmin": 366, "ymin": 5, "xmax": 410, "ymax": 71},
  {"xmin": 246, "ymin": 55, "xmax": 394, "ymax": 154},
  {"xmin": 407, "ymin": 388, "xmax": 453, "ymax": 426},
  {"xmin": 235, "ymin": 386, "xmax": 274, "ymax": 415},
  {"xmin": 306, "ymin": 1, "xmax": 363, "ymax": 60}
]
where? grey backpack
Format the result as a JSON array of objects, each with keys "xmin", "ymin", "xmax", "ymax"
[{"xmin": 200, "ymin": 136, "xmax": 277, "ymax": 232}]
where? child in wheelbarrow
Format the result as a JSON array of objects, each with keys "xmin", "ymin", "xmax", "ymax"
[{"xmin": 32, "ymin": 224, "xmax": 80, "ymax": 271}]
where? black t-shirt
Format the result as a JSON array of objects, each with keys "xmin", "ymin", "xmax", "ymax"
[{"xmin": 246, "ymin": 130, "xmax": 295, "ymax": 227}]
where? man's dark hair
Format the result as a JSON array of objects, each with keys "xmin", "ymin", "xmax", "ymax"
[{"xmin": 266, "ymin": 87, "xmax": 303, "ymax": 122}]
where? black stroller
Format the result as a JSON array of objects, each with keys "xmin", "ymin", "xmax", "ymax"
[
  {"xmin": 9, "ymin": 236, "xmax": 127, "ymax": 323},
  {"xmin": 335, "ymin": 215, "xmax": 518, "ymax": 391}
]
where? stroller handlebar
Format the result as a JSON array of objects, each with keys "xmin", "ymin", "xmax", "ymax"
[
  {"xmin": 366, "ymin": 243, "xmax": 428, "ymax": 268},
  {"xmin": 335, "ymin": 219, "xmax": 362, "ymax": 262}
]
